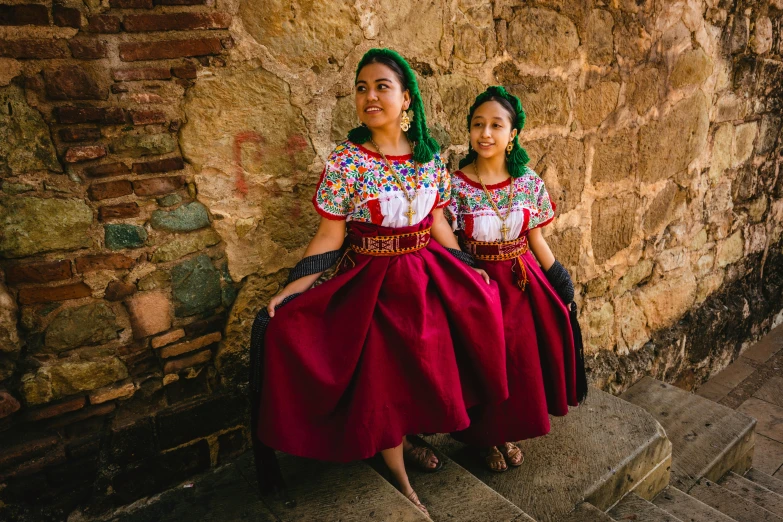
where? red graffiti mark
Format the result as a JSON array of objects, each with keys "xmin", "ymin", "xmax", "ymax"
[
  {"xmin": 285, "ymin": 134, "xmax": 308, "ymax": 157},
  {"xmin": 233, "ymin": 131, "xmax": 265, "ymax": 197}
]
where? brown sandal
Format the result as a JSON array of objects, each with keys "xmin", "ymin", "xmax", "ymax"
[
  {"xmin": 499, "ymin": 442, "xmax": 524, "ymax": 467},
  {"xmin": 406, "ymin": 489, "xmax": 430, "ymax": 518},
  {"xmin": 483, "ymin": 446, "xmax": 509, "ymax": 473},
  {"xmin": 403, "ymin": 444, "xmax": 443, "ymax": 472}
]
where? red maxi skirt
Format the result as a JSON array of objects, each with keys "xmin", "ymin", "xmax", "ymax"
[
  {"xmin": 453, "ymin": 233, "xmax": 578, "ymax": 447},
  {"xmin": 258, "ymin": 216, "xmax": 509, "ymax": 462}
]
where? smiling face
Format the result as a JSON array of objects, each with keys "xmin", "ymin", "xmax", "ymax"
[
  {"xmin": 469, "ymin": 100, "xmax": 518, "ymax": 160},
  {"xmin": 355, "ymin": 61, "xmax": 411, "ymax": 132}
]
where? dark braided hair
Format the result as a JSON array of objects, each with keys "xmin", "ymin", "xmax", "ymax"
[
  {"xmin": 347, "ymin": 48, "xmax": 439, "ymax": 164},
  {"xmin": 459, "ymin": 86, "xmax": 530, "ymax": 178}
]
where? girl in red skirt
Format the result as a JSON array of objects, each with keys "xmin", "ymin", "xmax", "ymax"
[
  {"xmin": 257, "ymin": 49, "xmax": 508, "ymax": 516},
  {"xmin": 447, "ymin": 86, "xmax": 580, "ymax": 472}
]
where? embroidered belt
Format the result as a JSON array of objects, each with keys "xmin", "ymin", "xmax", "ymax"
[
  {"xmin": 462, "ymin": 236, "xmax": 529, "ymax": 261},
  {"xmin": 348, "ymin": 228, "xmax": 431, "ymax": 256}
]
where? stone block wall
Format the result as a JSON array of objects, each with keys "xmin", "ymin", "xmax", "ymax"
[{"xmin": 0, "ymin": 0, "xmax": 782, "ymax": 518}]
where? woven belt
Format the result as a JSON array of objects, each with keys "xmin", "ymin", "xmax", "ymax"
[
  {"xmin": 462, "ymin": 236, "xmax": 529, "ymax": 261},
  {"xmin": 348, "ymin": 228, "xmax": 431, "ymax": 256}
]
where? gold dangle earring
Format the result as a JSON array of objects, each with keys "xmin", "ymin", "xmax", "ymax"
[
  {"xmin": 506, "ymin": 141, "xmax": 514, "ymax": 155},
  {"xmin": 400, "ymin": 109, "xmax": 412, "ymax": 132}
]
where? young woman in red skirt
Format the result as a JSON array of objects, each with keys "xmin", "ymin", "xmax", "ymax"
[
  {"xmin": 446, "ymin": 86, "xmax": 580, "ymax": 472},
  {"xmin": 257, "ymin": 49, "xmax": 508, "ymax": 516}
]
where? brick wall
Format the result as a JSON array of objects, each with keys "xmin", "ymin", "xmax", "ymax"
[{"xmin": 0, "ymin": 1, "xmax": 246, "ymax": 519}]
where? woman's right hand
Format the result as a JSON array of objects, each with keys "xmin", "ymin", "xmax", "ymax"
[{"xmin": 267, "ymin": 287, "xmax": 295, "ymax": 318}]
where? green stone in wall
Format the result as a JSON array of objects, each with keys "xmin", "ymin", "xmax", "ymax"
[
  {"xmin": 44, "ymin": 303, "xmax": 120, "ymax": 352},
  {"xmin": 171, "ymin": 254, "xmax": 221, "ymax": 317},
  {"xmin": 150, "ymin": 202, "xmax": 210, "ymax": 232},
  {"xmin": 0, "ymin": 84, "xmax": 62, "ymax": 175},
  {"xmin": 105, "ymin": 224, "xmax": 148, "ymax": 250},
  {"xmin": 0, "ymin": 197, "xmax": 92, "ymax": 258}
]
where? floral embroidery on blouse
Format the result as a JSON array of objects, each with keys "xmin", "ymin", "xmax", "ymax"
[
  {"xmin": 313, "ymin": 141, "xmax": 450, "ymax": 226},
  {"xmin": 446, "ymin": 167, "xmax": 556, "ymax": 241}
]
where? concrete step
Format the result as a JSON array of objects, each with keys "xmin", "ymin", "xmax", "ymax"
[
  {"xmin": 652, "ymin": 485, "xmax": 736, "ymax": 522},
  {"xmin": 427, "ymin": 387, "xmax": 671, "ymax": 522},
  {"xmin": 608, "ymin": 492, "xmax": 683, "ymax": 521},
  {"xmin": 746, "ymin": 468, "xmax": 783, "ymax": 496},
  {"xmin": 370, "ymin": 436, "xmax": 533, "ymax": 522},
  {"xmin": 555, "ymin": 502, "xmax": 615, "ymax": 522},
  {"xmin": 621, "ymin": 377, "xmax": 756, "ymax": 491},
  {"xmin": 689, "ymin": 477, "xmax": 783, "ymax": 522},
  {"xmin": 720, "ymin": 471, "xmax": 783, "ymax": 516}
]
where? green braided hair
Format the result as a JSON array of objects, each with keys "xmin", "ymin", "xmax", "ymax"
[
  {"xmin": 346, "ymin": 48, "xmax": 440, "ymax": 164},
  {"xmin": 458, "ymin": 85, "xmax": 530, "ymax": 178}
]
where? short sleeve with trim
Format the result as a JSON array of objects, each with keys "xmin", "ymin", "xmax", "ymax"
[
  {"xmin": 527, "ymin": 169, "xmax": 556, "ymax": 229},
  {"xmin": 312, "ymin": 144, "xmax": 355, "ymax": 220}
]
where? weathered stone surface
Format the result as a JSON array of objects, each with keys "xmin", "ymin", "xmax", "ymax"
[
  {"xmin": 591, "ymin": 194, "xmax": 639, "ymax": 264},
  {"xmin": 138, "ymin": 269, "xmax": 171, "ymax": 291},
  {"xmin": 732, "ymin": 122, "xmax": 758, "ymax": 167},
  {"xmin": 587, "ymin": 9, "xmax": 614, "ymax": 65},
  {"xmin": 158, "ymin": 194, "xmax": 183, "ymax": 207},
  {"xmin": 670, "ymin": 48, "xmax": 714, "ymax": 88},
  {"xmin": 159, "ymin": 331, "xmax": 221, "ymax": 358},
  {"xmin": 105, "ymin": 224, "xmax": 148, "ymax": 250},
  {"xmin": 525, "ymin": 137, "xmax": 585, "ymax": 214},
  {"xmin": 0, "ymin": 197, "xmax": 92, "ymax": 258},
  {"xmin": 635, "ymin": 270, "xmax": 697, "ymax": 330},
  {"xmin": 105, "ymin": 281, "xmax": 137, "ymax": 301},
  {"xmin": 373, "ymin": 1, "xmax": 446, "ymax": 63},
  {"xmin": 171, "ymin": 254, "xmax": 221, "ymax": 317},
  {"xmin": 89, "ymin": 381, "xmax": 135, "ymax": 404},
  {"xmin": 151, "ymin": 228, "xmax": 221, "ymax": 263},
  {"xmin": 150, "ymin": 202, "xmax": 210, "ymax": 232},
  {"xmin": 585, "ymin": 300, "xmax": 615, "ymax": 353},
  {"xmin": 239, "ymin": 0, "xmax": 361, "ymax": 69},
  {"xmin": 751, "ymin": 16, "xmax": 773, "ymax": 55},
  {"xmin": 151, "ymin": 328, "xmax": 185, "ymax": 349},
  {"xmin": 710, "ymin": 123, "xmax": 733, "ymax": 181},
  {"xmin": 125, "ymin": 290, "xmax": 172, "ymax": 338},
  {"xmin": 627, "ymin": 67, "xmax": 659, "ymax": 114},
  {"xmin": 330, "ymin": 95, "xmax": 357, "ymax": 142},
  {"xmin": 644, "ymin": 181, "xmax": 681, "ymax": 235},
  {"xmin": 506, "ymin": 77, "xmax": 570, "ymax": 129},
  {"xmin": 0, "ymin": 84, "xmax": 61, "ymax": 175},
  {"xmin": 615, "ymin": 292, "xmax": 649, "ymax": 353},
  {"xmin": 21, "ymin": 357, "xmax": 128, "ymax": 405},
  {"xmin": 507, "ymin": 8, "xmax": 579, "ymax": 67},
  {"xmin": 592, "ymin": 130, "xmax": 635, "ymax": 183},
  {"xmin": 0, "ymin": 282, "xmax": 20, "ymax": 355},
  {"xmin": 639, "ymin": 92, "xmax": 709, "ymax": 182},
  {"xmin": 716, "ymin": 230, "xmax": 744, "ymax": 267},
  {"xmin": 110, "ymin": 133, "xmax": 178, "ymax": 157},
  {"xmin": 576, "ymin": 81, "xmax": 620, "ymax": 129},
  {"xmin": 0, "ymin": 390, "xmax": 20, "ymax": 419},
  {"xmin": 756, "ymin": 114, "xmax": 781, "ymax": 155},
  {"xmin": 45, "ymin": 302, "xmax": 119, "ymax": 352},
  {"xmin": 547, "ymin": 228, "xmax": 581, "ymax": 277},
  {"xmin": 438, "ymin": 73, "xmax": 485, "ymax": 144}
]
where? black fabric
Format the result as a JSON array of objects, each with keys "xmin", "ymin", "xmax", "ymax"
[
  {"xmin": 249, "ymin": 250, "xmax": 341, "ymax": 496},
  {"xmin": 569, "ymin": 302, "xmax": 589, "ymax": 404},
  {"xmin": 445, "ymin": 247, "xmax": 477, "ymax": 267},
  {"xmin": 544, "ymin": 260, "xmax": 574, "ymax": 304}
]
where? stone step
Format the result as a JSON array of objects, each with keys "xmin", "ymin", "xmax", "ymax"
[
  {"xmin": 621, "ymin": 376, "xmax": 756, "ymax": 491},
  {"xmin": 720, "ymin": 471, "xmax": 783, "ymax": 516},
  {"xmin": 555, "ymin": 502, "xmax": 616, "ymax": 522},
  {"xmin": 427, "ymin": 387, "xmax": 671, "ymax": 522},
  {"xmin": 652, "ymin": 485, "xmax": 736, "ymax": 522},
  {"xmin": 689, "ymin": 478, "xmax": 783, "ymax": 522},
  {"xmin": 260, "ymin": 453, "xmax": 429, "ymax": 521},
  {"xmin": 369, "ymin": 436, "xmax": 533, "ymax": 522},
  {"xmin": 608, "ymin": 492, "xmax": 683, "ymax": 521},
  {"xmin": 746, "ymin": 468, "xmax": 783, "ymax": 496}
]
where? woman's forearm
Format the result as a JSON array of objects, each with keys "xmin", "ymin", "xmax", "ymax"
[
  {"xmin": 285, "ymin": 218, "xmax": 346, "ymax": 292},
  {"xmin": 528, "ymin": 227, "xmax": 555, "ymax": 270},
  {"xmin": 430, "ymin": 208, "xmax": 461, "ymax": 249}
]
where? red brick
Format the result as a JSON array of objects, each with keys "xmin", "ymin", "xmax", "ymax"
[
  {"xmin": 44, "ymin": 65, "xmax": 108, "ymax": 101},
  {"xmin": 18, "ymin": 282, "xmax": 92, "ymax": 305},
  {"xmin": 99, "ymin": 202, "xmax": 140, "ymax": 221},
  {"xmin": 171, "ymin": 64, "xmax": 197, "ymax": 79},
  {"xmin": 5, "ymin": 260, "xmax": 73, "ymax": 285},
  {"xmin": 110, "ymin": 0, "xmax": 154, "ymax": 7},
  {"xmin": 159, "ymin": 332, "xmax": 221, "ymax": 358},
  {"xmin": 89, "ymin": 179, "xmax": 133, "ymax": 201},
  {"xmin": 112, "ymin": 83, "xmax": 130, "ymax": 94},
  {"xmin": 112, "ymin": 67, "xmax": 171, "ymax": 81},
  {"xmin": 69, "ymin": 38, "xmax": 108, "ymax": 60},
  {"xmin": 131, "ymin": 156, "xmax": 184, "ymax": 174},
  {"xmin": 0, "ymin": 447, "xmax": 67, "ymax": 481},
  {"xmin": 105, "ymin": 281, "xmax": 137, "ymax": 301},
  {"xmin": 119, "ymin": 38, "xmax": 222, "ymax": 62},
  {"xmin": 56, "ymin": 106, "xmax": 126, "ymax": 124},
  {"xmin": 87, "ymin": 14, "xmax": 121, "ymax": 33},
  {"xmin": 58, "ymin": 127, "xmax": 101, "ymax": 143},
  {"xmin": 155, "ymin": 0, "xmax": 206, "ymax": 4},
  {"xmin": 130, "ymin": 109, "xmax": 166, "ymax": 125},
  {"xmin": 45, "ymin": 402, "xmax": 116, "ymax": 430},
  {"xmin": 86, "ymin": 162, "xmax": 131, "ymax": 178},
  {"xmin": 23, "ymin": 397, "xmax": 87, "ymax": 422},
  {"xmin": 53, "ymin": 6, "xmax": 82, "ymax": 28},
  {"xmin": 0, "ymin": 39, "xmax": 70, "ymax": 59},
  {"xmin": 123, "ymin": 12, "xmax": 231, "ymax": 32},
  {"xmin": 65, "ymin": 144, "xmax": 107, "ymax": 163},
  {"xmin": 151, "ymin": 328, "xmax": 185, "ymax": 349},
  {"xmin": 163, "ymin": 349, "xmax": 211, "ymax": 374},
  {"xmin": 125, "ymin": 92, "xmax": 164, "ymax": 104},
  {"xmin": 132, "ymin": 176, "xmax": 184, "ymax": 196},
  {"xmin": 75, "ymin": 253, "xmax": 135, "ymax": 272},
  {"xmin": 0, "ymin": 435, "xmax": 59, "ymax": 469},
  {"xmin": 0, "ymin": 5, "xmax": 49, "ymax": 26},
  {"xmin": 183, "ymin": 314, "xmax": 224, "ymax": 337}
]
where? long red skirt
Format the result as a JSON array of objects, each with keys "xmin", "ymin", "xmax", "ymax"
[
  {"xmin": 453, "ymin": 248, "xmax": 578, "ymax": 447},
  {"xmin": 258, "ymin": 216, "xmax": 509, "ymax": 462}
]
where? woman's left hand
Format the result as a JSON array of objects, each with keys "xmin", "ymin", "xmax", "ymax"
[{"xmin": 472, "ymin": 267, "xmax": 491, "ymax": 284}]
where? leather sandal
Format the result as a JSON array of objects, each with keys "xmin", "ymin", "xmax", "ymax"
[
  {"xmin": 403, "ymin": 444, "xmax": 443, "ymax": 472},
  {"xmin": 499, "ymin": 442, "xmax": 524, "ymax": 467},
  {"xmin": 406, "ymin": 489, "xmax": 430, "ymax": 518},
  {"xmin": 483, "ymin": 446, "xmax": 508, "ymax": 473}
]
